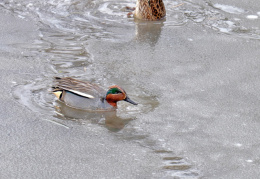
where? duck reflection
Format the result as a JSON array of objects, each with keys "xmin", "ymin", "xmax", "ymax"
[
  {"xmin": 134, "ymin": 18, "xmax": 165, "ymax": 46},
  {"xmin": 54, "ymin": 101, "xmax": 133, "ymax": 132}
]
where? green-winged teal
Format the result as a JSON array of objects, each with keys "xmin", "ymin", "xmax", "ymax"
[{"xmin": 52, "ymin": 77, "xmax": 137, "ymax": 110}]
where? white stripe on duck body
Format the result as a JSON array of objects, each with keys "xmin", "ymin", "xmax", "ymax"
[
  {"xmin": 128, "ymin": 0, "xmax": 166, "ymax": 20},
  {"xmin": 52, "ymin": 77, "xmax": 137, "ymax": 110}
]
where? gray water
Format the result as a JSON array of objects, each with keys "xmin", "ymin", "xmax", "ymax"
[{"xmin": 1, "ymin": 0, "xmax": 260, "ymax": 178}]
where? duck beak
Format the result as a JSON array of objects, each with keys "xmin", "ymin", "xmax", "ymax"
[{"xmin": 124, "ymin": 96, "xmax": 138, "ymax": 105}]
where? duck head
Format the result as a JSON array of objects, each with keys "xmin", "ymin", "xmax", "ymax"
[{"xmin": 105, "ymin": 85, "xmax": 138, "ymax": 107}]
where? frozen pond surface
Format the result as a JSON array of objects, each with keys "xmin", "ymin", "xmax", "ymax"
[{"xmin": 1, "ymin": 0, "xmax": 260, "ymax": 178}]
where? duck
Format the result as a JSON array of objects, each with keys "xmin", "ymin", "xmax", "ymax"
[
  {"xmin": 52, "ymin": 77, "xmax": 137, "ymax": 110},
  {"xmin": 127, "ymin": 0, "xmax": 166, "ymax": 21}
]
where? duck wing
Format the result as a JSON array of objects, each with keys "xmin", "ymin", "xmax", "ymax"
[{"xmin": 53, "ymin": 77, "xmax": 106, "ymax": 99}]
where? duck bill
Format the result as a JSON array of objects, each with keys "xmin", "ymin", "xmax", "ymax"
[{"xmin": 124, "ymin": 96, "xmax": 138, "ymax": 105}]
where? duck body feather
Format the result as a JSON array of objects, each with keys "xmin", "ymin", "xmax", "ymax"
[
  {"xmin": 52, "ymin": 77, "xmax": 114, "ymax": 110},
  {"xmin": 134, "ymin": 0, "xmax": 166, "ymax": 20}
]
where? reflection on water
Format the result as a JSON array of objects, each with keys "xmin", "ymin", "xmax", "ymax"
[
  {"xmin": 54, "ymin": 101, "xmax": 133, "ymax": 132},
  {"xmin": 153, "ymin": 150, "xmax": 199, "ymax": 177},
  {"xmin": 163, "ymin": 157, "xmax": 191, "ymax": 170},
  {"xmin": 134, "ymin": 19, "xmax": 164, "ymax": 46}
]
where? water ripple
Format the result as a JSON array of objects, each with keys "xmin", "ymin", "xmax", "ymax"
[{"xmin": 1, "ymin": 0, "xmax": 260, "ymax": 40}]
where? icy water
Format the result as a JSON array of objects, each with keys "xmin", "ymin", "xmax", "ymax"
[{"xmin": 1, "ymin": 0, "xmax": 260, "ymax": 178}]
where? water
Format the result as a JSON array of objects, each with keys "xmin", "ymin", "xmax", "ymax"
[{"xmin": 1, "ymin": 0, "xmax": 260, "ymax": 178}]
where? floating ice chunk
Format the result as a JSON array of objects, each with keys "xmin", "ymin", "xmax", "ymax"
[
  {"xmin": 219, "ymin": 27, "xmax": 230, "ymax": 33},
  {"xmin": 246, "ymin": 159, "xmax": 253, "ymax": 163},
  {"xmin": 246, "ymin": 15, "xmax": 258, "ymax": 19},
  {"xmin": 213, "ymin": 4, "xmax": 245, "ymax": 14},
  {"xmin": 18, "ymin": 15, "xmax": 25, "ymax": 19},
  {"xmin": 26, "ymin": 3, "xmax": 33, "ymax": 8},
  {"xmin": 234, "ymin": 143, "xmax": 242, "ymax": 147},
  {"xmin": 233, "ymin": 18, "xmax": 241, "ymax": 21}
]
